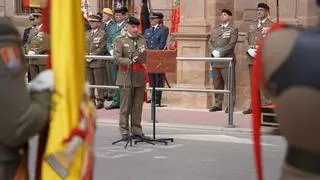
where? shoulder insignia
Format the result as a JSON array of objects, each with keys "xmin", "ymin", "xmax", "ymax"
[{"xmin": 0, "ymin": 45, "xmax": 21, "ymax": 70}]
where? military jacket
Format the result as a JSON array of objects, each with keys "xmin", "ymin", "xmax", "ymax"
[
  {"xmin": 208, "ymin": 23, "xmax": 238, "ymax": 68},
  {"xmin": 0, "ymin": 39, "xmax": 51, "ymax": 161},
  {"xmin": 24, "ymin": 26, "xmax": 50, "ymax": 65},
  {"xmin": 247, "ymin": 18, "xmax": 273, "ymax": 48},
  {"xmin": 113, "ymin": 33, "xmax": 147, "ymax": 87},
  {"xmin": 144, "ymin": 25, "xmax": 169, "ymax": 50},
  {"xmin": 86, "ymin": 28, "xmax": 107, "ymax": 68}
]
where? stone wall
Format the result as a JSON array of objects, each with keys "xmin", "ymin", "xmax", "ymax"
[{"xmin": 1, "ymin": 0, "xmax": 320, "ymax": 110}]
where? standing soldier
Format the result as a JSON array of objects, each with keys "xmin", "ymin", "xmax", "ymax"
[
  {"xmin": 243, "ymin": 3, "xmax": 273, "ymax": 115},
  {"xmin": 208, "ymin": 9, "xmax": 238, "ymax": 113},
  {"xmin": 105, "ymin": 7, "xmax": 128, "ymax": 110},
  {"xmin": 86, "ymin": 14, "xmax": 107, "ymax": 109},
  {"xmin": 24, "ymin": 10, "xmax": 50, "ymax": 80},
  {"xmin": 252, "ymin": 0, "xmax": 320, "ymax": 179},
  {"xmin": 144, "ymin": 12, "xmax": 169, "ymax": 106},
  {"xmin": 101, "ymin": 8, "xmax": 116, "ymax": 101},
  {"xmin": 113, "ymin": 16, "xmax": 149, "ymax": 139},
  {"xmin": 0, "ymin": 17, "xmax": 53, "ymax": 179}
]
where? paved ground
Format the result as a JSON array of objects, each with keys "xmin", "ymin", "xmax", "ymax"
[
  {"xmin": 27, "ymin": 104, "xmax": 283, "ymax": 179},
  {"xmin": 98, "ymin": 103, "xmax": 252, "ymax": 129},
  {"xmin": 94, "ymin": 121, "xmax": 286, "ymax": 180},
  {"xmin": 28, "ymin": 120, "xmax": 286, "ymax": 180}
]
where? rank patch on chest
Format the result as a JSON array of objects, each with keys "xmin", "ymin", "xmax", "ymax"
[{"xmin": 0, "ymin": 45, "xmax": 21, "ymax": 70}]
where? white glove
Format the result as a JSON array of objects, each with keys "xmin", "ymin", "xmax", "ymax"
[
  {"xmin": 212, "ymin": 50, "xmax": 221, "ymax": 58},
  {"xmin": 132, "ymin": 56, "xmax": 139, "ymax": 63},
  {"xmin": 86, "ymin": 58, "xmax": 93, "ymax": 63},
  {"xmin": 27, "ymin": 70, "xmax": 54, "ymax": 92},
  {"xmin": 84, "ymin": 82, "xmax": 90, "ymax": 96},
  {"xmin": 28, "ymin": 51, "xmax": 36, "ymax": 55},
  {"xmin": 247, "ymin": 48, "xmax": 257, "ymax": 58},
  {"xmin": 109, "ymin": 50, "xmax": 114, "ymax": 56}
]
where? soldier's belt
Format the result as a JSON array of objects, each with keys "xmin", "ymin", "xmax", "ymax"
[{"xmin": 286, "ymin": 145, "xmax": 320, "ymax": 175}]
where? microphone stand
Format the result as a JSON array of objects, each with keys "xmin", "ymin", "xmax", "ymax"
[{"xmin": 112, "ymin": 52, "xmax": 155, "ymax": 148}]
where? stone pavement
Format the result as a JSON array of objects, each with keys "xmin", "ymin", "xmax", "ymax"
[{"xmin": 97, "ymin": 103, "xmax": 252, "ymax": 129}]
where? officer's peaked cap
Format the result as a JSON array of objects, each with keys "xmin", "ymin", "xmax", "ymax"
[
  {"xmin": 149, "ymin": 12, "xmax": 162, "ymax": 18},
  {"xmin": 88, "ymin": 14, "xmax": 102, "ymax": 22},
  {"xmin": 114, "ymin": 7, "xmax": 128, "ymax": 14}
]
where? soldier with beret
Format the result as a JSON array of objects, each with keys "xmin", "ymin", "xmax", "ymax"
[
  {"xmin": 112, "ymin": 16, "xmax": 149, "ymax": 139},
  {"xmin": 24, "ymin": 10, "xmax": 50, "ymax": 80},
  {"xmin": 144, "ymin": 12, "xmax": 169, "ymax": 106},
  {"xmin": 86, "ymin": 14, "xmax": 107, "ymax": 109},
  {"xmin": 243, "ymin": 3, "xmax": 274, "ymax": 115},
  {"xmin": 208, "ymin": 9, "xmax": 238, "ymax": 113},
  {"xmin": 105, "ymin": 7, "xmax": 128, "ymax": 110}
]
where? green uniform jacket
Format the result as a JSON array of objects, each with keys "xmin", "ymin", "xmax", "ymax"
[
  {"xmin": 247, "ymin": 18, "xmax": 273, "ymax": 64},
  {"xmin": 106, "ymin": 21, "xmax": 127, "ymax": 54},
  {"xmin": 24, "ymin": 26, "xmax": 50, "ymax": 65},
  {"xmin": 208, "ymin": 23, "xmax": 238, "ymax": 68},
  {"xmin": 86, "ymin": 28, "xmax": 107, "ymax": 68},
  {"xmin": 113, "ymin": 33, "xmax": 147, "ymax": 87},
  {"xmin": 0, "ymin": 44, "xmax": 51, "ymax": 161}
]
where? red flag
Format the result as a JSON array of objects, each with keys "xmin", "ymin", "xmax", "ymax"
[{"xmin": 169, "ymin": 0, "xmax": 180, "ymax": 50}]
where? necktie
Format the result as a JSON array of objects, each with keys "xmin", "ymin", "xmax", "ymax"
[{"xmin": 258, "ymin": 21, "xmax": 262, "ymax": 28}]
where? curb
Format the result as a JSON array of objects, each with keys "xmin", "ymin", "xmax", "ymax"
[{"xmin": 97, "ymin": 118, "xmax": 275, "ymax": 134}]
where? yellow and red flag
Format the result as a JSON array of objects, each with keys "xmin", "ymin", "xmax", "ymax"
[
  {"xmin": 34, "ymin": 0, "xmax": 96, "ymax": 179},
  {"xmin": 23, "ymin": 0, "xmax": 41, "ymax": 8}
]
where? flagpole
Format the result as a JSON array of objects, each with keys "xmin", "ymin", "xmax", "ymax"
[{"xmin": 276, "ymin": 0, "xmax": 279, "ymax": 23}]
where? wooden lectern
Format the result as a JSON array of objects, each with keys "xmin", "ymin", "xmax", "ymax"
[
  {"xmin": 135, "ymin": 50, "xmax": 177, "ymax": 145},
  {"xmin": 145, "ymin": 50, "xmax": 177, "ymax": 73}
]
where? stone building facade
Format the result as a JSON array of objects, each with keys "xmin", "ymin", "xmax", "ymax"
[{"xmin": 1, "ymin": 0, "xmax": 319, "ymax": 110}]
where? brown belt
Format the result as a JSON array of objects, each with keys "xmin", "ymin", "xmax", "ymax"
[{"xmin": 286, "ymin": 146, "xmax": 320, "ymax": 175}]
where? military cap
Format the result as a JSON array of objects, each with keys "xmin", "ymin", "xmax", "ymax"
[
  {"xmin": 114, "ymin": 7, "xmax": 128, "ymax": 14},
  {"xmin": 257, "ymin": 3, "xmax": 270, "ymax": 10},
  {"xmin": 88, "ymin": 14, "xmax": 102, "ymax": 22},
  {"xmin": 103, "ymin": 8, "xmax": 113, "ymax": 15},
  {"xmin": 126, "ymin": 16, "xmax": 140, "ymax": 26},
  {"xmin": 149, "ymin": 12, "xmax": 161, "ymax": 19},
  {"xmin": 221, "ymin": 9, "xmax": 232, "ymax": 16}
]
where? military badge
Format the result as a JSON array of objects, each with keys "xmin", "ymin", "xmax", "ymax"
[
  {"xmin": 0, "ymin": 45, "xmax": 21, "ymax": 70},
  {"xmin": 123, "ymin": 43, "xmax": 130, "ymax": 48}
]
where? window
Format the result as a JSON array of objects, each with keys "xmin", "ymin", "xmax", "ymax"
[{"xmin": 15, "ymin": 0, "xmax": 32, "ymax": 15}]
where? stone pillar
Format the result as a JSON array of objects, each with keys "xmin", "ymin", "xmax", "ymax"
[
  {"xmin": 267, "ymin": 0, "xmax": 320, "ymax": 27},
  {"xmin": 164, "ymin": 0, "xmax": 234, "ymax": 109}
]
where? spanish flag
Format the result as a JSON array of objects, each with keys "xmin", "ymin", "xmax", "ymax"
[
  {"xmin": 37, "ymin": 0, "xmax": 96, "ymax": 179},
  {"xmin": 23, "ymin": 0, "xmax": 41, "ymax": 8}
]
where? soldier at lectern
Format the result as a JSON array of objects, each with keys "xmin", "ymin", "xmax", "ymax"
[
  {"xmin": 144, "ymin": 12, "xmax": 169, "ymax": 106},
  {"xmin": 113, "ymin": 16, "xmax": 150, "ymax": 139}
]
